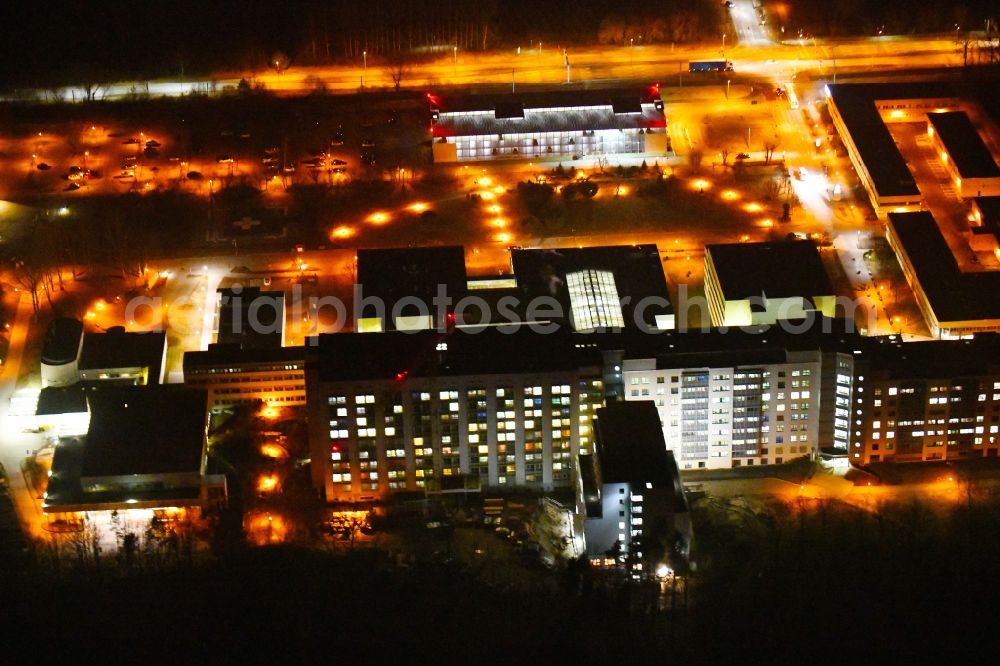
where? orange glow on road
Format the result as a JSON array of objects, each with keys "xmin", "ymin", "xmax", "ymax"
[
  {"xmin": 367, "ymin": 211, "xmax": 389, "ymax": 224},
  {"xmin": 492, "ymin": 218, "xmax": 506, "ymax": 228},
  {"xmin": 496, "ymin": 232, "xmax": 511, "ymax": 243},
  {"xmin": 260, "ymin": 443, "xmax": 288, "ymax": 459},
  {"xmin": 332, "ymin": 225, "xmax": 354, "ymax": 239},
  {"xmin": 759, "ymin": 218, "xmax": 774, "ymax": 228},
  {"xmin": 744, "ymin": 202, "xmax": 763, "ymax": 213},
  {"xmin": 257, "ymin": 475, "xmax": 279, "ymax": 493},
  {"xmin": 722, "ymin": 190, "xmax": 739, "ymax": 201},
  {"xmin": 692, "ymin": 179, "xmax": 711, "ymax": 191},
  {"xmin": 488, "ymin": 204, "xmax": 501, "ymax": 214},
  {"xmin": 408, "ymin": 201, "xmax": 429, "ymax": 213},
  {"xmin": 479, "ymin": 191, "xmax": 495, "ymax": 201}
]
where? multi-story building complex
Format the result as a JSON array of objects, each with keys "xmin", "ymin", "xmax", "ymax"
[
  {"xmin": 183, "ymin": 345, "xmax": 305, "ymax": 410},
  {"xmin": 852, "ymin": 334, "xmax": 1000, "ymax": 464},
  {"xmin": 616, "ymin": 326, "xmax": 858, "ymax": 470},
  {"xmin": 306, "ymin": 328, "xmax": 605, "ymax": 503},
  {"xmin": 580, "ymin": 401, "xmax": 690, "ymax": 573}
]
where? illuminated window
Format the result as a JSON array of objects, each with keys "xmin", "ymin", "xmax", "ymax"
[{"xmin": 566, "ymin": 270, "xmax": 625, "ymax": 331}]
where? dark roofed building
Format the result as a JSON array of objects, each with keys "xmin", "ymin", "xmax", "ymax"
[
  {"xmin": 183, "ymin": 343, "xmax": 305, "ymax": 408},
  {"xmin": 429, "ymin": 86, "xmax": 668, "ymax": 162},
  {"xmin": 970, "ymin": 197, "xmax": 1000, "ymax": 253},
  {"xmin": 41, "ymin": 317, "xmax": 84, "ymax": 388},
  {"xmin": 305, "ymin": 326, "xmax": 606, "ymax": 502},
  {"xmin": 308, "ymin": 326, "xmax": 600, "ymax": 383},
  {"xmin": 825, "ymin": 81, "xmax": 959, "ymax": 215},
  {"xmin": 853, "ymin": 334, "xmax": 1000, "ymax": 464},
  {"xmin": 356, "ymin": 246, "xmax": 467, "ymax": 332},
  {"xmin": 583, "ymin": 401, "xmax": 690, "ymax": 571},
  {"xmin": 704, "ymin": 241, "xmax": 836, "ymax": 327},
  {"xmin": 44, "ymin": 386, "xmax": 225, "ymax": 513},
  {"xmin": 510, "ymin": 244, "xmax": 673, "ymax": 332},
  {"xmin": 78, "ymin": 327, "xmax": 167, "ymax": 385},
  {"xmin": 886, "ymin": 211, "xmax": 1000, "ymax": 337},
  {"xmin": 927, "ymin": 111, "xmax": 1000, "ymax": 198},
  {"xmin": 216, "ymin": 287, "xmax": 285, "ymax": 349}
]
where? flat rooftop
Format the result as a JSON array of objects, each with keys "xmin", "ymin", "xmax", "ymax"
[
  {"xmin": 826, "ymin": 82, "xmax": 957, "ymax": 198},
  {"xmin": 216, "ymin": 287, "xmax": 284, "ymax": 350},
  {"xmin": 184, "ymin": 344, "xmax": 304, "ymax": 374},
  {"xmin": 308, "ymin": 327, "xmax": 603, "ymax": 383},
  {"xmin": 78, "ymin": 328, "xmax": 166, "ymax": 379},
  {"xmin": 41, "ymin": 317, "xmax": 83, "ymax": 366},
  {"xmin": 863, "ymin": 333, "xmax": 1000, "ymax": 379},
  {"xmin": 974, "ymin": 196, "xmax": 1000, "ymax": 240},
  {"xmin": 888, "ymin": 211, "xmax": 1000, "ymax": 323},
  {"xmin": 309, "ymin": 317, "xmax": 863, "ymax": 384},
  {"xmin": 45, "ymin": 386, "xmax": 208, "ymax": 511},
  {"xmin": 356, "ymin": 246, "xmax": 467, "ymax": 326},
  {"xmin": 595, "ymin": 402, "xmax": 683, "ymax": 499},
  {"xmin": 706, "ymin": 240, "xmax": 833, "ymax": 301},
  {"xmin": 430, "ymin": 87, "xmax": 665, "ymax": 139},
  {"xmin": 511, "ymin": 244, "xmax": 672, "ymax": 331},
  {"xmin": 927, "ymin": 112, "xmax": 1000, "ymax": 179},
  {"xmin": 79, "ymin": 386, "xmax": 207, "ymax": 478}
]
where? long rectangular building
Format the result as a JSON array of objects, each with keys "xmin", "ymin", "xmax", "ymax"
[
  {"xmin": 429, "ymin": 86, "xmax": 668, "ymax": 162},
  {"xmin": 825, "ymin": 82, "xmax": 960, "ymax": 217},
  {"xmin": 886, "ymin": 211, "xmax": 1000, "ymax": 337},
  {"xmin": 927, "ymin": 111, "xmax": 1000, "ymax": 198}
]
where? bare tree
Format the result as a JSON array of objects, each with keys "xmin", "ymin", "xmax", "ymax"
[
  {"xmin": 384, "ymin": 53, "xmax": 413, "ymax": 92},
  {"xmin": 764, "ymin": 143, "xmax": 777, "ymax": 165}
]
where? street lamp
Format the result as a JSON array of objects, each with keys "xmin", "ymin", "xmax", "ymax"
[
  {"xmin": 362, "ymin": 50, "xmax": 367, "ymax": 87},
  {"xmin": 722, "ymin": 33, "xmax": 727, "ymax": 55}
]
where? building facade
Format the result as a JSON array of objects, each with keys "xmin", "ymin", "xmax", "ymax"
[
  {"xmin": 183, "ymin": 345, "xmax": 305, "ymax": 409},
  {"xmin": 621, "ymin": 342, "xmax": 855, "ymax": 470},
  {"xmin": 306, "ymin": 331, "xmax": 605, "ymax": 503},
  {"xmin": 852, "ymin": 336, "xmax": 1000, "ymax": 464}
]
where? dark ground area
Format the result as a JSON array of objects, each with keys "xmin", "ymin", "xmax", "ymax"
[{"xmin": 6, "ymin": 495, "xmax": 1000, "ymax": 663}]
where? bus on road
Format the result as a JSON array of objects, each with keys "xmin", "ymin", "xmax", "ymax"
[{"xmin": 688, "ymin": 60, "xmax": 734, "ymax": 73}]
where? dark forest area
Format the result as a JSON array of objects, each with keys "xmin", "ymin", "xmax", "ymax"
[{"xmin": 0, "ymin": 0, "xmax": 717, "ymax": 88}]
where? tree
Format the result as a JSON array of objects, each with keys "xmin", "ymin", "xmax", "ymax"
[
  {"xmin": 764, "ymin": 143, "xmax": 778, "ymax": 165},
  {"xmin": 384, "ymin": 53, "xmax": 413, "ymax": 92}
]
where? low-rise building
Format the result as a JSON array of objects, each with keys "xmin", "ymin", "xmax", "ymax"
[
  {"xmin": 429, "ymin": 86, "xmax": 668, "ymax": 163},
  {"xmin": 886, "ymin": 211, "xmax": 1000, "ymax": 337},
  {"xmin": 78, "ymin": 326, "xmax": 167, "ymax": 385},
  {"xmin": 825, "ymin": 82, "xmax": 960, "ymax": 217},
  {"xmin": 214, "ymin": 287, "xmax": 285, "ymax": 349},
  {"xmin": 704, "ymin": 241, "xmax": 837, "ymax": 328},
  {"xmin": 355, "ymin": 246, "xmax": 468, "ymax": 332},
  {"xmin": 44, "ymin": 386, "xmax": 226, "ymax": 513},
  {"xmin": 927, "ymin": 111, "xmax": 1000, "ymax": 198},
  {"xmin": 510, "ymin": 244, "xmax": 674, "ymax": 332}
]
